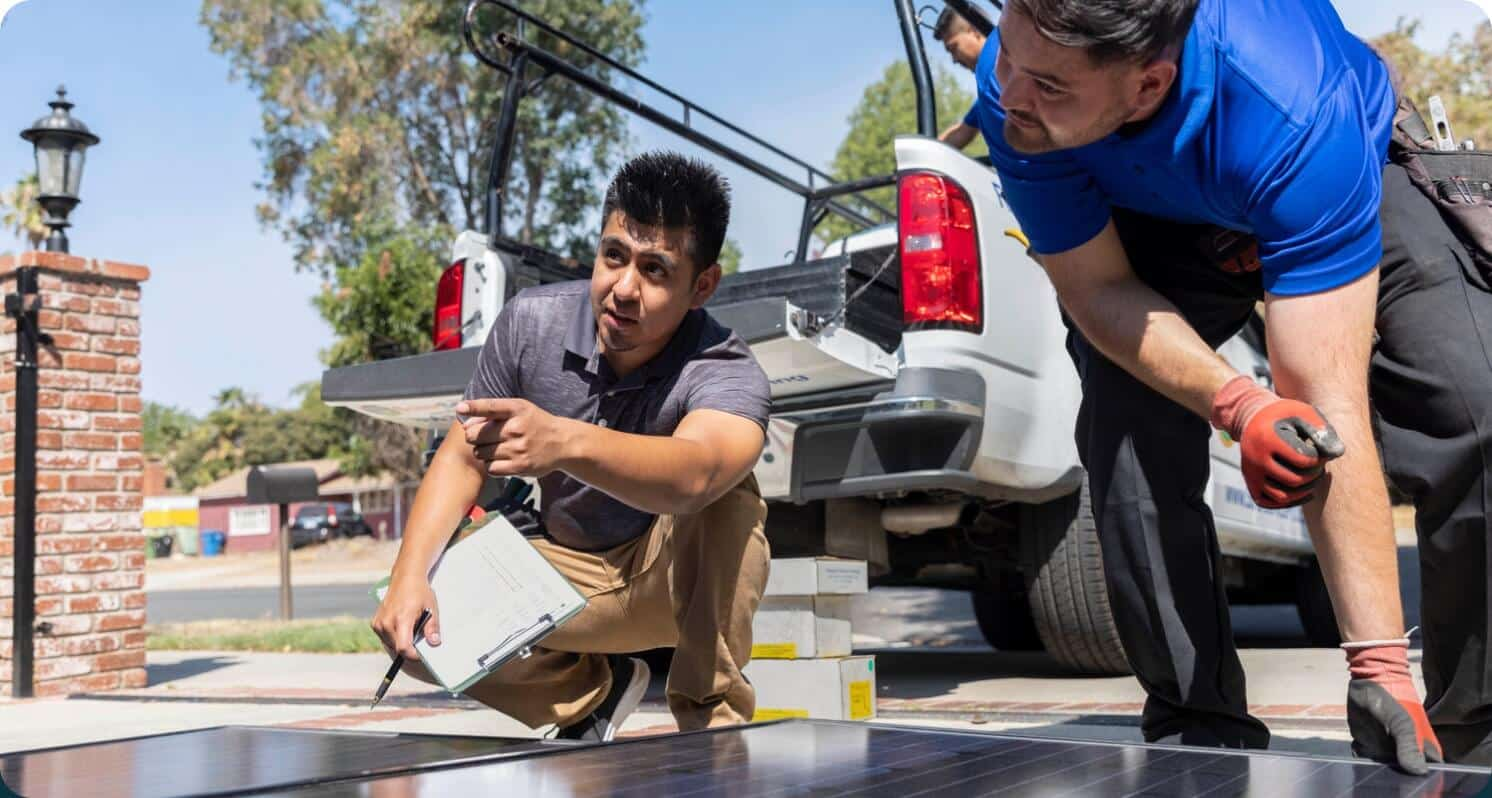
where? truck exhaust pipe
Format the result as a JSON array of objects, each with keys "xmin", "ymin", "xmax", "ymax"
[{"xmin": 882, "ymin": 502, "xmax": 967, "ymax": 535}]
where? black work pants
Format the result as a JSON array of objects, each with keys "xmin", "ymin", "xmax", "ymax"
[{"xmin": 1068, "ymin": 163, "xmax": 1492, "ymax": 760}]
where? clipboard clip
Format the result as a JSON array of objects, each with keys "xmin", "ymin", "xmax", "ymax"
[{"xmin": 475, "ymin": 613, "xmax": 556, "ymax": 670}]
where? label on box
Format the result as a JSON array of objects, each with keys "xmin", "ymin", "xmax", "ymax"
[
  {"xmin": 819, "ymin": 562, "xmax": 868, "ymax": 593},
  {"xmin": 754, "ymin": 708, "xmax": 811, "ymax": 721},
  {"xmin": 744, "ymin": 655, "xmax": 875, "ymax": 722},
  {"xmin": 848, "ymin": 680, "xmax": 873, "ymax": 720},
  {"xmin": 751, "ymin": 642, "xmax": 799, "ymax": 659},
  {"xmin": 764, "ymin": 558, "xmax": 868, "ymax": 596}
]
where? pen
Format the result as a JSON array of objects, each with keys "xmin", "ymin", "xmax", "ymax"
[{"xmin": 371, "ymin": 608, "xmax": 432, "ymax": 709}]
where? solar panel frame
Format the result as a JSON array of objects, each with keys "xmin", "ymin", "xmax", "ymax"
[
  {"xmin": 5, "ymin": 721, "xmax": 1487, "ymax": 798},
  {"xmin": 258, "ymin": 720, "xmax": 1492, "ymax": 798},
  {"xmin": 0, "ymin": 725, "xmax": 577, "ymax": 798}
]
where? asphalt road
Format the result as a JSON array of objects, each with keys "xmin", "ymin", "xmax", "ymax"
[
  {"xmin": 148, "ymin": 581, "xmax": 1321, "ymax": 646},
  {"xmin": 148, "ymin": 585, "xmax": 375, "ymax": 624}
]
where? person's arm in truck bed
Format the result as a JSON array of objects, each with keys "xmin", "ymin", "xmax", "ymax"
[{"xmin": 939, "ymin": 121, "xmax": 979, "ymax": 149}]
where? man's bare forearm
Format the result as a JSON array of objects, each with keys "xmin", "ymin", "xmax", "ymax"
[
  {"xmin": 389, "ymin": 421, "xmax": 487, "ymax": 584},
  {"xmin": 1065, "ymin": 274, "xmax": 1238, "ymax": 417},
  {"xmin": 1266, "ymin": 274, "xmax": 1403, "ymax": 641},
  {"xmin": 939, "ymin": 122, "xmax": 977, "ymax": 149},
  {"xmin": 557, "ymin": 420, "xmax": 733, "ymax": 516},
  {"xmin": 1297, "ymin": 392, "xmax": 1402, "ymax": 641}
]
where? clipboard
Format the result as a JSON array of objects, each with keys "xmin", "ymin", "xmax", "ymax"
[{"xmin": 372, "ymin": 509, "xmax": 586, "ymax": 694}]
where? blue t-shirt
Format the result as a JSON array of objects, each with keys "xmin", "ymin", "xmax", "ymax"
[{"xmin": 966, "ymin": 0, "xmax": 1396, "ymax": 296}]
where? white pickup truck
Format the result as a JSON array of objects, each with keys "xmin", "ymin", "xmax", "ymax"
[{"xmin": 322, "ymin": 0, "xmax": 1338, "ymax": 675}]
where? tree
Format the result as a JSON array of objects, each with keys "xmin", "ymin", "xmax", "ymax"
[
  {"xmin": 0, "ymin": 173, "xmax": 46, "ymax": 251},
  {"xmin": 307, "ymin": 230, "xmax": 443, "ymax": 482},
  {"xmin": 142, "ymin": 402, "xmax": 200, "ymax": 462},
  {"xmin": 313, "ymin": 230, "xmax": 445, "ymax": 367},
  {"xmin": 204, "ymin": 0, "xmax": 646, "ymax": 483},
  {"xmin": 200, "ymin": 0, "xmax": 646, "ymax": 277},
  {"xmin": 819, "ymin": 62, "xmax": 987, "ymax": 245},
  {"xmin": 718, "ymin": 238, "xmax": 742, "ymax": 275},
  {"xmin": 168, "ymin": 385, "xmax": 359, "ymax": 491},
  {"xmin": 1371, "ymin": 19, "xmax": 1491, "ymax": 148}
]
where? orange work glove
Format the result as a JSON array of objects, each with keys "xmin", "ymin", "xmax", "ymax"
[
  {"xmin": 1344, "ymin": 638, "xmax": 1443, "ymax": 775},
  {"xmin": 1209, "ymin": 375, "xmax": 1346, "ymax": 508}
]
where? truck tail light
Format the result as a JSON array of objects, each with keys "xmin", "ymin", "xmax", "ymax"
[
  {"xmin": 327, "ymin": 504, "xmax": 338, "ymax": 526},
  {"xmin": 898, "ymin": 172, "xmax": 982, "ymax": 332},
  {"xmin": 433, "ymin": 259, "xmax": 465, "ymax": 350}
]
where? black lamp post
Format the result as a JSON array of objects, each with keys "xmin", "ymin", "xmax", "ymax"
[
  {"xmin": 20, "ymin": 86, "xmax": 100, "ymax": 255},
  {"xmin": 8, "ymin": 87, "xmax": 92, "ymax": 698}
]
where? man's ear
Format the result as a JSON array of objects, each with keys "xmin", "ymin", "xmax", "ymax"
[
  {"xmin": 1127, "ymin": 58, "xmax": 1178, "ymax": 122},
  {"xmin": 690, "ymin": 263, "xmax": 722, "ymax": 309}
]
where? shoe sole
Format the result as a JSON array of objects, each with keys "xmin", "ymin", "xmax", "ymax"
[{"xmin": 602, "ymin": 658, "xmax": 651, "ymax": 742}]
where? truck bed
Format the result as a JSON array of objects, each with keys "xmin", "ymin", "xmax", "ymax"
[{"xmin": 708, "ymin": 244, "xmax": 901, "ymax": 353}]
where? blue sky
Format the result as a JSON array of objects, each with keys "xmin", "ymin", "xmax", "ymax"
[{"xmin": 0, "ymin": 0, "xmax": 1487, "ymax": 416}]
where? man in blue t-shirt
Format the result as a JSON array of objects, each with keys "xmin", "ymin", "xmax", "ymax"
[
  {"xmin": 966, "ymin": 0, "xmax": 1492, "ymax": 772},
  {"xmin": 933, "ymin": 7, "xmax": 986, "ymax": 150}
]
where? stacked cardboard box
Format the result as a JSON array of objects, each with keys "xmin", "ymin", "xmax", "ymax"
[{"xmin": 744, "ymin": 557, "xmax": 876, "ymax": 722}]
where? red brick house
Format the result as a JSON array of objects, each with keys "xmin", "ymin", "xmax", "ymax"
[{"xmin": 191, "ymin": 459, "xmax": 416, "ymax": 554}]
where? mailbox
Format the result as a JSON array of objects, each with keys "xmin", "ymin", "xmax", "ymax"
[
  {"xmin": 246, "ymin": 466, "xmax": 320, "ymax": 505},
  {"xmin": 246, "ymin": 466, "xmax": 320, "ymax": 622}
]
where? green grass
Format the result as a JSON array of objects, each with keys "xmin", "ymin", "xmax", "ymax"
[{"xmin": 146, "ymin": 616, "xmax": 385, "ymax": 654}]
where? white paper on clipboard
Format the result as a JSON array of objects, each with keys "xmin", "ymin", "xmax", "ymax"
[{"xmin": 373, "ymin": 512, "xmax": 585, "ymax": 693}]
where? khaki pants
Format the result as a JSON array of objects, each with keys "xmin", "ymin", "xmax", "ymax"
[{"xmin": 404, "ymin": 475, "xmax": 769, "ymax": 732}]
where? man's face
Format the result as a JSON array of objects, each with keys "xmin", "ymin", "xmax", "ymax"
[
  {"xmin": 591, "ymin": 211, "xmax": 718, "ymax": 362},
  {"xmin": 943, "ymin": 30, "xmax": 985, "ymax": 71},
  {"xmin": 995, "ymin": 7, "xmax": 1170, "ymax": 154}
]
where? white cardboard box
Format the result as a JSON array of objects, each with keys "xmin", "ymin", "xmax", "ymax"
[
  {"xmin": 744, "ymin": 656, "xmax": 877, "ymax": 721},
  {"xmin": 764, "ymin": 557, "xmax": 868, "ymax": 597},
  {"xmin": 751, "ymin": 595, "xmax": 852, "ymax": 659}
]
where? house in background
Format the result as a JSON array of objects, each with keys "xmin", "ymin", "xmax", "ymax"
[{"xmin": 191, "ymin": 458, "xmax": 418, "ymax": 554}]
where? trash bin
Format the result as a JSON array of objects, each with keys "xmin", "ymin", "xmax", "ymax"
[
  {"xmin": 200, "ymin": 530, "xmax": 226, "ymax": 557},
  {"xmin": 150, "ymin": 533, "xmax": 175, "ymax": 559},
  {"xmin": 174, "ymin": 527, "xmax": 199, "ymax": 556}
]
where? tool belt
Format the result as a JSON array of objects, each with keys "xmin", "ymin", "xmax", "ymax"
[{"xmin": 1388, "ymin": 96, "xmax": 1492, "ymax": 288}]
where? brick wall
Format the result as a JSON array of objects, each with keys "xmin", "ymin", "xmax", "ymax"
[{"xmin": 0, "ymin": 251, "xmax": 150, "ymax": 697}]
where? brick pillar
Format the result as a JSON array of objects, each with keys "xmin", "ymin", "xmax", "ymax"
[{"xmin": 0, "ymin": 251, "xmax": 150, "ymax": 697}]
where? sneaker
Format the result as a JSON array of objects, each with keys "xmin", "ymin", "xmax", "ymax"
[{"xmin": 556, "ymin": 655, "xmax": 651, "ymax": 742}]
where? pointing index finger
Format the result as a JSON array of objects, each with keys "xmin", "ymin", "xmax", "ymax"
[{"xmin": 455, "ymin": 398, "xmax": 522, "ymax": 420}]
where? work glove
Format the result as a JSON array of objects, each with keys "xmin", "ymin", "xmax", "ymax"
[
  {"xmin": 1344, "ymin": 637, "xmax": 1443, "ymax": 775},
  {"xmin": 1209, "ymin": 375, "xmax": 1346, "ymax": 508}
]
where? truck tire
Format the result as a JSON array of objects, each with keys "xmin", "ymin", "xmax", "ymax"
[
  {"xmin": 1019, "ymin": 483, "xmax": 1132, "ymax": 675},
  {"xmin": 1294, "ymin": 558, "xmax": 1342, "ymax": 648},
  {"xmin": 970, "ymin": 589, "xmax": 1043, "ymax": 651}
]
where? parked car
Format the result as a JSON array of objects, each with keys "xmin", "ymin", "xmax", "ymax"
[
  {"xmin": 289, "ymin": 502, "xmax": 370, "ymax": 548},
  {"xmin": 322, "ymin": 0, "xmax": 1338, "ymax": 674}
]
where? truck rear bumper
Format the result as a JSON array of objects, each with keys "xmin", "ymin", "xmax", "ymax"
[
  {"xmin": 320, "ymin": 348, "xmax": 478, "ymax": 429},
  {"xmin": 764, "ymin": 367, "xmax": 990, "ymax": 502}
]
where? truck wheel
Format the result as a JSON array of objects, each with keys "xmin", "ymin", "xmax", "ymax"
[
  {"xmin": 1019, "ymin": 483, "xmax": 1131, "ymax": 675},
  {"xmin": 1294, "ymin": 558, "xmax": 1342, "ymax": 647},
  {"xmin": 970, "ymin": 589, "xmax": 1043, "ymax": 651}
]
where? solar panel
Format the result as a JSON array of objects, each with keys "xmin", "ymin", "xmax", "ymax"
[
  {"xmin": 269, "ymin": 720, "xmax": 1491, "ymax": 798},
  {"xmin": 0, "ymin": 726, "xmax": 560, "ymax": 798}
]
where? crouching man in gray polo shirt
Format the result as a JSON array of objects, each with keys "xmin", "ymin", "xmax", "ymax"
[{"xmin": 372, "ymin": 152, "xmax": 771, "ymax": 741}]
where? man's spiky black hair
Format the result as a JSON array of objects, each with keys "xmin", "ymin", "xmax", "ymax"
[{"xmin": 601, "ymin": 151, "xmax": 732, "ymax": 273}]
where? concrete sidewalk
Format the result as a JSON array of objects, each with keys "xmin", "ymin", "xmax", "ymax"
[{"xmin": 0, "ymin": 646, "xmax": 1394, "ymax": 760}]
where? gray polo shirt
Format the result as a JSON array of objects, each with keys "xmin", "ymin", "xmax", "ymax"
[{"xmin": 461, "ymin": 280, "xmax": 770, "ymax": 551}]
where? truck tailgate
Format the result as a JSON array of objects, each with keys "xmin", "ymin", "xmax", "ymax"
[
  {"xmin": 320, "ymin": 348, "xmax": 477, "ymax": 429},
  {"xmin": 711, "ymin": 296, "xmax": 897, "ymax": 400},
  {"xmin": 708, "ymin": 249, "xmax": 901, "ymax": 400}
]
